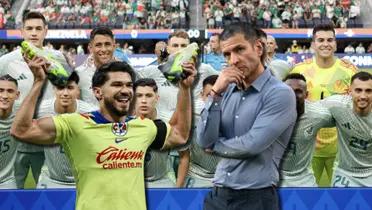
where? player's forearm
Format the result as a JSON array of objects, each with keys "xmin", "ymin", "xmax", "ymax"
[
  {"xmin": 10, "ymin": 80, "xmax": 44, "ymax": 139},
  {"xmin": 176, "ymin": 150, "xmax": 190, "ymax": 187},
  {"xmin": 171, "ymin": 85, "xmax": 192, "ymax": 142}
]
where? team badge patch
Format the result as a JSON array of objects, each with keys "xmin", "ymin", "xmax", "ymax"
[{"xmin": 112, "ymin": 122, "xmax": 128, "ymax": 136}]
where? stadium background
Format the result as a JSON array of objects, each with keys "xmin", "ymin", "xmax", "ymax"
[{"xmin": 1, "ymin": 0, "xmax": 372, "ymax": 209}]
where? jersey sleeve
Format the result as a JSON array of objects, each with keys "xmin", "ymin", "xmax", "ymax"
[
  {"xmin": 52, "ymin": 113, "xmax": 74, "ymax": 144},
  {"xmin": 149, "ymin": 119, "xmax": 171, "ymax": 150},
  {"xmin": 137, "ymin": 65, "xmax": 158, "ymax": 79},
  {"xmin": 320, "ymin": 94, "xmax": 352, "ymax": 108}
]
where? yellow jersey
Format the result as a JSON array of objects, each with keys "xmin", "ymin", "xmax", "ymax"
[
  {"xmin": 291, "ymin": 57, "xmax": 357, "ymax": 157},
  {"xmin": 53, "ymin": 111, "xmax": 170, "ymax": 210}
]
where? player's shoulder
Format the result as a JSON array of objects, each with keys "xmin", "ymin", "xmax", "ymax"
[
  {"xmin": 338, "ymin": 58, "xmax": 358, "ymax": 72},
  {"xmin": 0, "ymin": 49, "xmax": 22, "ymax": 63},
  {"xmin": 77, "ymin": 99, "xmax": 98, "ymax": 112},
  {"xmin": 39, "ymin": 98, "xmax": 55, "ymax": 110},
  {"xmin": 291, "ymin": 58, "xmax": 313, "ymax": 72}
]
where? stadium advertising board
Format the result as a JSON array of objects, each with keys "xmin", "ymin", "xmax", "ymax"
[
  {"xmin": 2, "ymin": 28, "xmax": 372, "ymax": 40},
  {"xmin": 110, "ymin": 54, "xmax": 372, "ymax": 69}
]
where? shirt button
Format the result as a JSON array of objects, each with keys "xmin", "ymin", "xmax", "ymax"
[
  {"xmin": 242, "ymin": 97, "xmax": 245, "ymax": 100},
  {"xmin": 214, "ymin": 103, "xmax": 218, "ymax": 106},
  {"xmin": 227, "ymin": 172, "xmax": 231, "ymax": 176},
  {"xmin": 235, "ymin": 115, "xmax": 239, "ymax": 119}
]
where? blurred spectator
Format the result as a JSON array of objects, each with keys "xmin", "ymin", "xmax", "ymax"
[
  {"xmin": 0, "ymin": 44, "xmax": 8, "ymax": 56},
  {"xmin": 266, "ymin": 35, "xmax": 292, "ymax": 80},
  {"xmin": 203, "ymin": 33, "xmax": 225, "ymax": 71},
  {"xmin": 77, "ymin": 44, "xmax": 85, "ymax": 55},
  {"xmin": 367, "ymin": 43, "xmax": 372, "ymax": 53},
  {"xmin": 349, "ymin": 1, "xmax": 360, "ymax": 19},
  {"xmin": 214, "ymin": 8, "xmax": 224, "ymax": 28},
  {"xmin": 123, "ymin": 43, "xmax": 133, "ymax": 55},
  {"xmin": 344, "ymin": 44, "xmax": 355, "ymax": 54},
  {"xmin": 336, "ymin": 16, "xmax": 347, "ymax": 28},
  {"xmin": 59, "ymin": 44, "xmax": 67, "ymax": 54},
  {"xmin": 290, "ymin": 40, "xmax": 300, "ymax": 54},
  {"xmin": 271, "ymin": 15, "xmax": 282, "ymax": 28},
  {"xmin": 262, "ymin": 8, "xmax": 271, "ymax": 28},
  {"xmin": 355, "ymin": 43, "xmax": 365, "ymax": 54},
  {"xmin": 45, "ymin": 42, "xmax": 54, "ymax": 50},
  {"xmin": 149, "ymin": 41, "xmax": 167, "ymax": 65}
]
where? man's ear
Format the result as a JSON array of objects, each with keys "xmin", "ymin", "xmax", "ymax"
[
  {"xmin": 93, "ymin": 87, "xmax": 103, "ymax": 101},
  {"xmin": 255, "ymin": 39, "xmax": 264, "ymax": 57}
]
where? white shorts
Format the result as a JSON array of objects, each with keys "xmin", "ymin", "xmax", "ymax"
[
  {"xmin": 145, "ymin": 172, "xmax": 176, "ymax": 188},
  {"xmin": 332, "ymin": 167, "xmax": 372, "ymax": 187},
  {"xmin": 0, "ymin": 178, "xmax": 17, "ymax": 189},
  {"xmin": 279, "ymin": 169, "xmax": 317, "ymax": 187},
  {"xmin": 36, "ymin": 170, "xmax": 75, "ymax": 189},
  {"xmin": 186, "ymin": 175, "xmax": 213, "ymax": 188}
]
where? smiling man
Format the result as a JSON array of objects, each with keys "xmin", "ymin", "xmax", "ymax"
[
  {"xmin": 11, "ymin": 60, "xmax": 195, "ymax": 210},
  {"xmin": 0, "ymin": 11, "xmax": 67, "ymax": 189},
  {"xmin": 0, "ymin": 75, "xmax": 20, "ymax": 189},
  {"xmin": 327, "ymin": 71, "xmax": 372, "ymax": 187},
  {"xmin": 291, "ymin": 23, "xmax": 357, "ymax": 186},
  {"xmin": 76, "ymin": 26, "xmax": 116, "ymax": 107}
]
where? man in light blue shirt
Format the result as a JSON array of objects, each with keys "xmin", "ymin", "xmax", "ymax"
[
  {"xmin": 203, "ymin": 33, "xmax": 226, "ymax": 71},
  {"xmin": 197, "ymin": 23, "xmax": 297, "ymax": 210}
]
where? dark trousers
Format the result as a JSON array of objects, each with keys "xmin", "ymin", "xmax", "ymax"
[{"xmin": 204, "ymin": 186, "xmax": 279, "ymax": 210}]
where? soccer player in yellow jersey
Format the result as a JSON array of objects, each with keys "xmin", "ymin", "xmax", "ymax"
[
  {"xmin": 11, "ymin": 58, "xmax": 196, "ymax": 210},
  {"xmin": 291, "ymin": 23, "xmax": 357, "ymax": 185}
]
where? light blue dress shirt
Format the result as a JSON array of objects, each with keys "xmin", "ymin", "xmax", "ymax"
[{"xmin": 197, "ymin": 69, "xmax": 297, "ymax": 189}]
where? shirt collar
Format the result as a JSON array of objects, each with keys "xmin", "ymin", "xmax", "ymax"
[
  {"xmin": 250, "ymin": 69, "xmax": 271, "ymax": 92},
  {"xmin": 90, "ymin": 111, "xmax": 135, "ymax": 124}
]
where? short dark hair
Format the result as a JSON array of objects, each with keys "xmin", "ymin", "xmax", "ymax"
[
  {"xmin": 90, "ymin": 26, "xmax": 114, "ymax": 41},
  {"xmin": 256, "ymin": 28, "xmax": 267, "ymax": 40},
  {"xmin": 283, "ymin": 73, "xmax": 307, "ymax": 83},
  {"xmin": 134, "ymin": 78, "xmax": 158, "ymax": 93},
  {"xmin": 351, "ymin": 71, "xmax": 372, "ymax": 84},
  {"xmin": 92, "ymin": 61, "xmax": 136, "ymax": 88},
  {"xmin": 67, "ymin": 71, "xmax": 80, "ymax": 84},
  {"xmin": 202, "ymin": 75, "xmax": 218, "ymax": 88},
  {"xmin": 312, "ymin": 23, "xmax": 335, "ymax": 41},
  {"xmin": 22, "ymin": 10, "xmax": 47, "ymax": 26},
  {"xmin": 220, "ymin": 23, "xmax": 266, "ymax": 64},
  {"xmin": 0, "ymin": 74, "xmax": 18, "ymax": 86},
  {"xmin": 168, "ymin": 30, "xmax": 189, "ymax": 41}
]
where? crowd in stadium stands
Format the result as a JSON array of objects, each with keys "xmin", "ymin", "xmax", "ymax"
[
  {"xmin": 24, "ymin": 0, "xmax": 189, "ymax": 29},
  {"xmin": 0, "ymin": 0, "xmax": 190, "ymax": 29},
  {"xmin": 204, "ymin": 0, "xmax": 362, "ymax": 29},
  {"xmin": 344, "ymin": 42, "xmax": 367, "ymax": 54},
  {"xmin": 0, "ymin": 0, "xmax": 16, "ymax": 29}
]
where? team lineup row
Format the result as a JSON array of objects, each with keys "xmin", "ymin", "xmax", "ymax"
[{"xmin": 0, "ymin": 11, "xmax": 371, "ymax": 210}]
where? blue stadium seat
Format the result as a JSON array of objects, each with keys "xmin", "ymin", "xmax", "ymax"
[
  {"xmin": 65, "ymin": 22, "xmax": 74, "ymax": 29},
  {"xmin": 313, "ymin": 18, "xmax": 321, "ymax": 26},
  {"xmin": 347, "ymin": 19, "xmax": 355, "ymax": 28},
  {"xmin": 48, "ymin": 22, "xmax": 57, "ymax": 29},
  {"xmin": 322, "ymin": 17, "xmax": 332, "ymax": 25},
  {"xmin": 256, "ymin": 20, "xmax": 264, "ymax": 27},
  {"xmin": 354, "ymin": 17, "xmax": 363, "ymax": 28},
  {"xmin": 298, "ymin": 18, "xmax": 306, "ymax": 28},
  {"xmin": 305, "ymin": 19, "xmax": 314, "ymax": 28},
  {"xmin": 81, "ymin": 23, "xmax": 91, "ymax": 29}
]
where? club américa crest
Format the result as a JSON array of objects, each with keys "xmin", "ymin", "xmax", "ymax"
[{"xmin": 112, "ymin": 122, "xmax": 128, "ymax": 136}]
